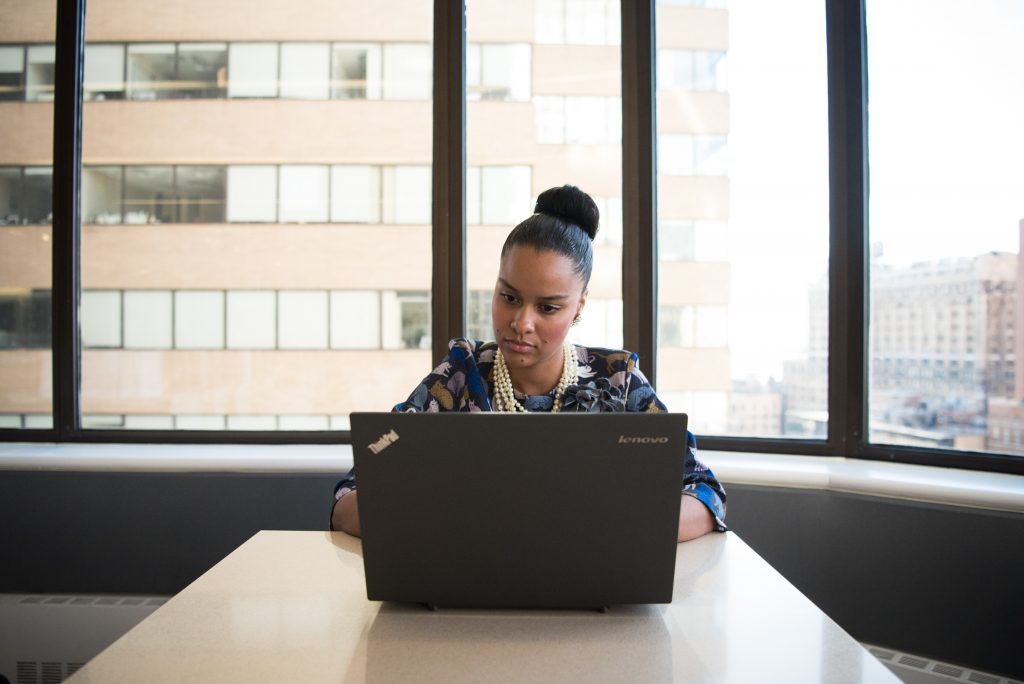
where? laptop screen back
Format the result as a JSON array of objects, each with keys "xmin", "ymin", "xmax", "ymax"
[{"xmin": 350, "ymin": 411, "xmax": 687, "ymax": 609}]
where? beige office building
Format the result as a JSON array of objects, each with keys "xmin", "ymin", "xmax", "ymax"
[{"xmin": 0, "ymin": 0, "xmax": 732, "ymax": 430}]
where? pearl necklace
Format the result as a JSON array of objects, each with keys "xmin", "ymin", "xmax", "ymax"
[{"xmin": 492, "ymin": 341, "xmax": 578, "ymax": 413}]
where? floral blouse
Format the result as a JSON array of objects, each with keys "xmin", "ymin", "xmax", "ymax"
[{"xmin": 334, "ymin": 338, "xmax": 727, "ymax": 531}]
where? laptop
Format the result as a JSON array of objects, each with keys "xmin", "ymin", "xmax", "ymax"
[{"xmin": 350, "ymin": 411, "xmax": 688, "ymax": 610}]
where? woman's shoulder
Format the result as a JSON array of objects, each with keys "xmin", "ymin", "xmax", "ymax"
[
  {"xmin": 575, "ymin": 344, "xmax": 640, "ymax": 374},
  {"xmin": 447, "ymin": 338, "xmax": 498, "ymax": 364}
]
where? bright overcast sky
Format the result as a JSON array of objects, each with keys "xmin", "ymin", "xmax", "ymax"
[{"xmin": 722, "ymin": 0, "xmax": 1024, "ymax": 381}]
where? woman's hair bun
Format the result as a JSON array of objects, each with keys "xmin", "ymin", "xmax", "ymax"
[{"xmin": 534, "ymin": 185, "xmax": 599, "ymax": 241}]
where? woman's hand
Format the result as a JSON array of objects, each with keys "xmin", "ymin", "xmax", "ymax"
[
  {"xmin": 331, "ymin": 492, "xmax": 362, "ymax": 537},
  {"xmin": 677, "ymin": 494, "xmax": 714, "ymax": 542}
]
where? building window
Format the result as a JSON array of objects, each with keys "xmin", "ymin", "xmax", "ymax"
[
  {"xmin": 176, "ymin": 43, "xmax": 227, "ymax": 98},
  {"xmin": 123, "ymin": 290, "xmax": 173, "ymax": 349},
  {"xmin": 227, "ymin": 166, "xmax": 278, "ymax": 222},
  {"xmin": 22, "ymin": 168, "xmax": 52, "ymax": 225},
  {"xmin": 0, "ymin": 45, "xmax": 26, "ymax": 100},
  {"xmin": 658, "ymin": 50, "xmax": 727, "ymax": 92},
  {"xmin": 467, "ymin": 166, "xmax": 532, "ymax": 226},
  {"xmin": 658, "ymin": 134, "xmax": 728, "ymax": 176},
  {"xmin": 0, "ymin": 289, "xmax": 50, "ymax": 349},
  {"xmin": 277, "ymin": 291, "xmax": 329, "ymax": 349},
  {"xmin": 226, "ymin": 291, "xmax": 277, "ymax": 349},
  {"xmin": 467, "ymin": 43, "xmax": 531, "ymax": 102},
  {"xmin": 280, "ymin": 42, "xmax": 330, "ymax": 99},
  {"xmin": 84, "ymin": 44, "xmax": 125, "ymax": 100},
  {"xmin": 332, "ymin": 43, "xmax": 382, "ymax": 99},
  {"xmin": 25, "ymin": 45, "xmax": 54, "ymax": 101},
  {"xmin": 81, "ymin": 291, "xmax": 122, "ymax": 348},
  {"xmin": 330, "ymin": 291, "xmax": 381, "ymax": 349},
  {"xmin": 228, "ymin": 43, "xmax": 279, "ymax": 98},
  {"xmin": 174, "ymin": 291, "xmax": 225, "ymax": 349},
  {"xmin": 279, "ymin": 165, "xmax": 329, "ymax": 223},
  {"xmin": 381, "ymin": 43, "xmax": 432, "ymax": 100},
  {"xmin": 535, "ymin": 0, "xmax": 620, "ymax": 46},
  {"xmin": 382, "ymin": 291, "xmax": 430, "ymax": 349},
  {"xmin": 383, "ymin": 166, "xmax": 431, "ymax": 224},
  {"xmin": 126, "ymin": 43, "xmax": 176, "ymax": 100},
  {"xmin": 330, "ymin": 165, "xmax": 381, "ymax": 223},
  {"xmin": 535, "ymin": 96, "xmax": 620, "ymax": 145}
]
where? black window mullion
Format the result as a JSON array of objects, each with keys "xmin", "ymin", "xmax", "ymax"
[
  {"xmin": 51, "ymin": 0, "xmax": 87, "ymax": 440},
  {"xmin": 430, "ymin": 0, "xmax": 466, "ymax": 363},
  {"xmin": 825, "ymin": 0, "xmax": 868, "ymax": 457},
  {"xmin": 621, "ymin": 0, "xmax": 658, "ymax": 383}
]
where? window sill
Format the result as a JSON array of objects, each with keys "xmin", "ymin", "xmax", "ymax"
[
  {"xmin": 710, "ymin": 451, "xmax": 1024, "ymax": 514},
  {"xmin": 1, "ymin": 442, "xmax": 1022, "ymax": 514}
]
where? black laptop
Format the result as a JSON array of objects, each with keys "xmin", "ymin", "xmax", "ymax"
[{"xmin": 349, "ymin": 411, "xmax": 688, "ymax": 610}]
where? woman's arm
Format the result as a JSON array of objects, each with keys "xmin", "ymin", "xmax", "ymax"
[
  {"xmin": 677, "ymin": 494, "xmax": 714, "ymax": 542},
  {"xmin": 331, "ymin": 491, "xmax": 361, "ymax": 537}
]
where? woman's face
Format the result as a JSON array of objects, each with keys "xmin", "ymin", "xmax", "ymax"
[{"xmin": 492, "ymin": 245, "xmax": 587, "ymax": 375}]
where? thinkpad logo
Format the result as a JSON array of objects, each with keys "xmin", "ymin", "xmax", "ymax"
[
  {"xmin": 368, "ymin": 429, "xmax": 400, "ymax": 454},
  {"xmin": 618, "ymin": 435, "xmax": 670, "ymax": 444}
]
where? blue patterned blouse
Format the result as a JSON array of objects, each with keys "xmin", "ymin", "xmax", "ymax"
[{"xmin": 334, "ymin": 338, "xmax": 727, "ymax": 531}]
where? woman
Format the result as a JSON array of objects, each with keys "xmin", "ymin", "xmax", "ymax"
[{"xmin": 332, "ymin": 185, "xmax": 727, "ymax": 541}]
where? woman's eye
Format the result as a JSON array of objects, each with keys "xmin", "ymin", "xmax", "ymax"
[
  {"xmin": 501, "ymin": 293, "xmax": 517, "ymax": 304},
  {"xmin": 540, "ymin": 305, "xmax": 560, "ymax": 314}
]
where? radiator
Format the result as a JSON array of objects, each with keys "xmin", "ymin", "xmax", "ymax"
[{"xmin": 0, "ymin": 594, "xmax": 167, "ymax": 684}]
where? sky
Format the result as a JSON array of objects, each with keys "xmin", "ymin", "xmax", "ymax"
[{"xmin": 721, "ymin": 0, "xmax": 1024, "ymax": 381}]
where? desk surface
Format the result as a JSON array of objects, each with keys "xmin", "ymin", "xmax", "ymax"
[{"xmin": 68, "ymin": 531, "xmax": 896, "ymax": 683}]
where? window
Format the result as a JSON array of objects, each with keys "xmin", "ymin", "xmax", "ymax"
[
  {"xmin": 866, "ymin": 1, "xmax": 1024, "ymax": 455},
  {"xmin": 280, "ymin": 43, "xmax": 330, "ymax": 100},
  {"xmin": 330, "ymin": 165, "xmax": 381, "ymax": 223},
  {"xmin": 126, "ymin": 43, "xmax": 176, "ymax": 100},
  {"xmin": 469, "ymin": 0, "xmax": 622, "ymax": 351},
  {"xmin": 382, "ymin": 43, "xmax": 431, "ymax": 100},
  {"xmin": 175, "ymin": 43, "xmax": 226, "ymax": 98},
  {"xmin": 72, "ymin": 0, "xmax": 433, "ymax": 431},
  {"xmin": 25, "ymin": 45, "xmax": 55, "ymax": 101},
  {"xmin": 279, "ymin": 165, "xmax": 328, "ymax": 223},
  {"xmin": 656, "ymin": 0, "xmax": 828, "ymax": 437},
  {"xmin": 123, "ymin": 290, "xmax": 173, "ymax": 349},
  {"xmin": 277, "ymin": 291, "xmax": 328, "ymax": 349},
  {"xmin": 228, "ymin": 43, "xmax": 278, "ymax": 98},
  {"xmin": 81, "ymin": 291, "xmax": 122, "ymax": 348},
  {"xmin": 535, "ymin": 0, "xmax": 620, "ymax": 46},
  {"xmin": 226, "ymin": 291, "xmax": 276, "ymax": 349},
  {"xmin": 330, "ymin": 291, "xmax": 380, "ymax": 349},
  {"xmin": 227, "ymin": 166, "xmax": 278, "ymax": 222},
  {"xmin": 383, "ymin": 166, "xmax": 431, "ymax": 225},
  {"xmin": 0, "ymin": 45, "xmax": 26, "ymax": 101},
  {"xmin": 468, "ymin": 44, "xmax": 531, "ymax": 102},
  {"xmin": 22, "ymin": 167, "xmax": 52, "ymax": 224},
  {"xmin": 331, "ymin": 44, "xmax": 381, "ymax": 99},
  {"xmin": 174, "ymin": 291, "xmax": 225, "ymax": 349},
  {"xmin": 84, "ymin": 44, "xmax": 125, "ymax": 100},
  {"xmin": 0, "ymin": 290, "xmax": 50, "ymax": 349},
  {"xmin": 470, "ymin": 166, "xmax": 532, "ymax": 226},
  {"xmin": 658, "ymin": 50, "xmax": 726, "ymax": 92}
]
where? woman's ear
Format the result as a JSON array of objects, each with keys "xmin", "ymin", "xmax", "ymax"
[{"xmin": 575, "ymin": 289, "xmax": 589, "ymax": 320}]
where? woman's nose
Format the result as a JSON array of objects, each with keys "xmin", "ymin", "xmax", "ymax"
[{"xmin": 512, "ymin": 311, "xmax": 534, "ymax": 334}]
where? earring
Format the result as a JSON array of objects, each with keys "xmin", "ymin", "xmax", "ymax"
[{"xmin": 572, "ymin": 314, "xmax": 581, "ymax": 326}]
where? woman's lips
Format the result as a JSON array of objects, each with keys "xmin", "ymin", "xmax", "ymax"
[{"xmin": 505, "ymin": 339, "xmax": 534, "ymax": 354}]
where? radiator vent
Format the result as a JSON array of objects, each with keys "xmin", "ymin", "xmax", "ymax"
[
  {"xmin": 14, "ymin": 661, "xmax": 80, "ymax": 684},
  {"xmin": 863, "ymin": 643, "xmax": 1022, "ymax": 684},
  {"xmin": 3, "ymin": 593, "xmax": 167, "ymax": 684}
]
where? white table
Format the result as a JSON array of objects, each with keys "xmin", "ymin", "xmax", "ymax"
[{"xmin": 67, "ymin": 530, "xmax": 897, "ymax": 683}]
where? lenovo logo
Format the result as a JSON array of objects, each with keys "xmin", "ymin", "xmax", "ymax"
[
  {"xmin": 368, "ymin": 429, "xmax": 400, "ymax": 454},
  {"xmin": 618, "ymin": 435, "xmax": 670, "ymax": 444}
]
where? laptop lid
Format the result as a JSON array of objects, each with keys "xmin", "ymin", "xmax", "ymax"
[{"xmin": 350, "ymin": 411, "xmax": 687, "ymax": 610}]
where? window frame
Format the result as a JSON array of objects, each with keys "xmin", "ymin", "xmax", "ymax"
[{"xmin": 4, "ymin": 0, "xmax": 1022, "ymax": 475}]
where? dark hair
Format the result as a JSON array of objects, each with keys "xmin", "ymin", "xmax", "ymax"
[{"xmin": 500, "ymin": 185, "xmax": 600, "ymax": 288}]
